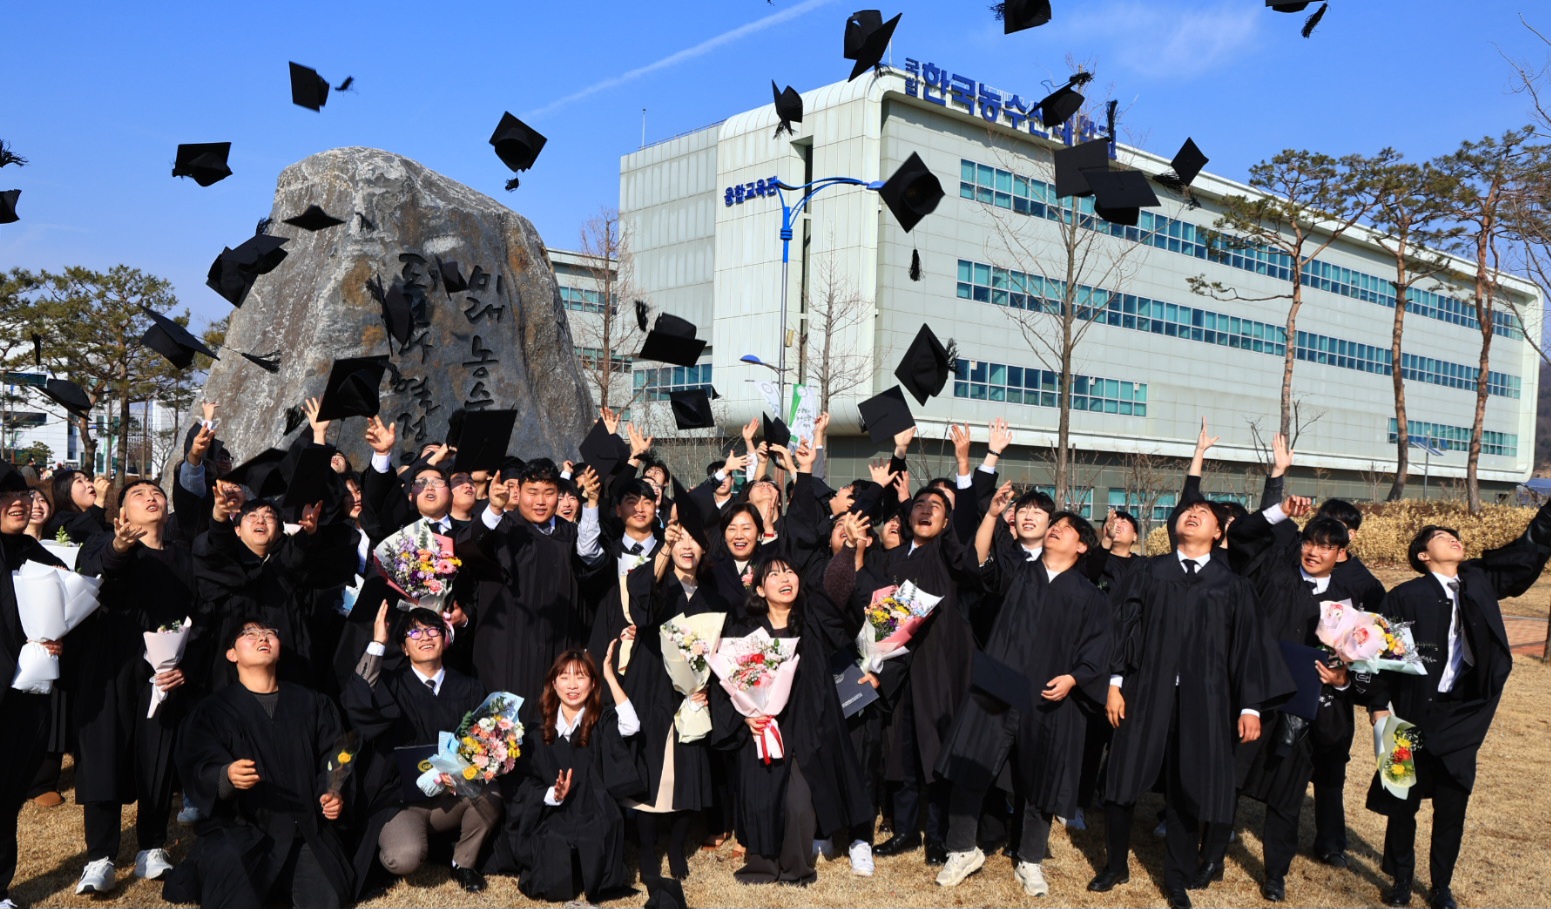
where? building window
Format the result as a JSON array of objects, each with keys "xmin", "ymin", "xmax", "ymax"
[
  {"xmin": 574, "ymin": 346, "xmax": 630, "ymax": 371},
  {"xmin": 634, "ymin": 363, "xmax": 714, "ymax": 401},
  {"xmin": 1036, "ymin": 484, "xmax": 1094, "ymax": 518},
  {"xmin": 559, "ymin": 286, "xmax": 613, "ymax": 314},
  {"xmin": 1108, "ymin": 488, "xmax": 1178, "ymax": 526},
  {"xmin": 1387, "ymin": 418, "xmax": 1517, "ymax": 458},
  {"xmin": 952, "ymin": 358, "xmax": 1147, "ymax": 417}
]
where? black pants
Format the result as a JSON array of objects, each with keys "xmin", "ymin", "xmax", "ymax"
[
  {"xmin": 1382, "ymin": 752, "xmax": 1470, "ymax": 892},
  {"xmin": 1262, "ymin": 802, "xmax": 1300, "ymax": 879},
  {"xmin": 1311, "ymin": 739, "xmax": 1350, "ymax": 855},
  {"xmin": 892, "ymin": 695, "xmax": 948, "ymax": 844},
  {"xmin": 634, "ymin": 810, "xmax": 692, "ymax": 878},
  {"xmin": 1077, "ymin": 713, "xmax": 1111, "ymax": 811},
  {"xmin": 1104, "ymin": 695, "xmax": 1210, "ymax": 891},
  {"xmin": 0, "ymin": 692, "xmax": 49, "ymax": 900}
]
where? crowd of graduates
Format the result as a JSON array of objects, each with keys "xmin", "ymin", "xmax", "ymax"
[{"xmin": 0, "ymin": 398, "xmax": 1540, "ymax": 909}]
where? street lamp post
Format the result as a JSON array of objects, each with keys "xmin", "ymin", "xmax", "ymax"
[
  {"xmin": 1410, "ymin": 435, "xmax": 1447, "ymax": 501},
  {"xmin": 769, "ymin": 177, "xmax": 883, "ymax": 409}
]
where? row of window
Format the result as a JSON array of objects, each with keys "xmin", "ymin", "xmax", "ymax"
[
  {"xmin": 956, "ymin": 260, "xmax": 1521, "ymax": 399},
  {"xmin": 559, "ymin": 285, "xmax": 612, "ymax": 314},
  {"xmin": 634, "ymin": 363, "xmax": 714, "ymax": 401},
  {"xmin": 953, "ymin": 359, "xmax": 1148, "ymax": 416},
  {"xmin": 574, "ymin": 346, "xmax": 629, "ymax": 371},
  {"xmin": 1387, "ymin": 418, "xmax": 1518, "ymax": 458},
  {"xmin": 959, "ymin": 160, "xmax": 1524, "ymax": 341}
]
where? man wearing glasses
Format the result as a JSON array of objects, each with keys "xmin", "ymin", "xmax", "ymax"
[{"xmin": 359, "ymin": 416, "xmax": 466, "ymax": 543}]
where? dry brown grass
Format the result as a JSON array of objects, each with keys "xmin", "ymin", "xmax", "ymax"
[{"xmin": 15, "ymin": 658, "xmax": 1551, "ymax": 908}]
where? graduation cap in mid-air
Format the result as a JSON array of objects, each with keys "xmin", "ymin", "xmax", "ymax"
[
  {"xmin": 315, "ymin": 355, "xmax": 390, "ymax": 422},
  {"xmin": 1083, "ymin": 168, "xmax": 1160, "ymax": 227},
  {"xmin": 438, "ymin": 258, "xmax": 468, "ymax": 294},
  {"xmin": 668, "ymin": 388, "xmax": 716, "ymax": 430},
  {"xmin": 42, "ymin": 378, "xmax": 93, "ymax": 417},
  {"xmin": 1035, "ymin": 71, "xmax": 1092, "ymax": 128},
  {"xmin": 878, "ymin": 152, "xmax": 944, "ymax": 234},
  {"xmin": 1052, "ymin": 138, "xmax": 1110, "ymax": 198},
  {"xmin": 846, "ymin": 10, "xmax": 902, "ymax": 82},
  {"xmin": 578, "ymin": 419, "xmax": 631, "ymax": 480},
  {"xmin": 489, "ymin": 112, "xmax": 547, "ymax": 190},
  {"xmin": 772, "ymin": 82, "xmax": 803, "ymax": 138},
  {"xmin": 857, "ymin": 385, "xmax": 915, "ymax": 447},
  {"xmin": 365, "ymin": 276, "xmax": 415, "ymax": 348},
  {"xmin": 999, "ymin": 0, "xmax": 1053, "ymax": 33},
  {"xmin": 1267, "ymin": 0, "xmax": 1311, "ymax": 8},
  {"xmin": 669, "ymin": 479, "xmax": 718, "ymax": 554},
  {"xmin": 0, "ymin": 139, "xmax": 26, "ymax": 169},
  {"xmin": 282, "ymin": 445, "xmax": 337, "ymax": 508},
  {"xmin": 894, "ymin": 324, "xmax": 951, "ymax": 406},
  {"xmin": 227, "ymin": 447, "xmax": 289, "ymax": 500},
  {"xmin": 140, "ymin": 309, "xmax": 219, "ymax": 370},
  {"xmin": 762, "ymin": 413, "xmax": 792, "ymax": 450},
  {"xmin": 207, "ymin": 234, "xmax": 289, "ymax": 307},
  {"xmin": 289, "ymin": 62, "xmax": 331, "ymax": 111},
  {"xmin": 0, "ymin": 189, "xmax": 18, "ymax": 224},
  {"xmin": 281, "ymin": 204, "xmax": 346, "ymax": 232},
  {"xmin": 1156, "ymin": 137, "xmax": 1209, "ymax": 193},
  {"xmin": 637, "ymin": 313, "xmax": 706, "ymax": 367},
  {"xmin": 172, "ymin": 142, "xmax": 233, "ymax": 187},
  {"xmin": 452, "ymin": 409, "xmax": 518, "ymax": 473}
]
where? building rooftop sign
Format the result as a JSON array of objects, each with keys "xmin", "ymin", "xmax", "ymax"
[{"xmin": 902, "ymin": 57, "xmax": 1110, "ymax": 154}]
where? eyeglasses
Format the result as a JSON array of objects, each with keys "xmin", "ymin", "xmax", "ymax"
[
  {"xmin": 411, "ymin": 478, "xmax": 449, "ymax": 491},
  {"xmin": 1301, "ymin": 541, "xmax": 1340, "ymax": 554},
  {"xmin": 405, "ymin": 626, "xmax": 443, "ymax": 640},
  {"xmin": 239, "ymin": 628, "xmax": 279, "ymax": 643},
  {"xmin": 449, "ymin": 474, "xmax": 475, "ymax": 488}
]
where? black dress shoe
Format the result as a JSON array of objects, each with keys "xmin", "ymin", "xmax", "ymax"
[
  {"xmin": 924, "ymin": 840, "xmax": 948, "ymax": 866},
  {"xmin": 1383, "ymin": 878, "xmax": 1414, "ymax": 907},
  {"xmin": 1262, "ymin": 877, "xmax": 1286, "ymax": 902},
  {"xmin": 1428, "ymin": 887, "xmax": 1458, "ymax": 909},
  {"xmin": 1165, "ymin": 885, "xmax": 1193, "ymax": 909},
  {"xmin": 1318, "ymin": 850, "xmax": 1349, "ymax": 868},
  {"xmin": 452, "ymin": 866, "xmax": 487, "ymax": 893},
  {"xmin": 871, "ymin": 832, "xmax": 921, "ymax": 857},
  {"xmin": 1187, "ymin": 861, "xmax": 1223, "ymax": 890},
  {"xmin": 1087, "ymin": 870, "xmax": 1130, "ymax": 892}
]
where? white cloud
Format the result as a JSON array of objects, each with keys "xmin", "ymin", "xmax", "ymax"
[{"xmin": 1047, "ymin": 1, "xmax": 1262, "ymax": 80}]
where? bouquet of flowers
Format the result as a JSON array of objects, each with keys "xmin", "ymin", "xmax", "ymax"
[
  {"xmin": 1317, "ymin": 599, "xmax": 1426, "ymax": 675},
  {"xmin": 1373, "ymin": 712, "xmax": 1422, "ymax": 799},
  {"xmin": 427, "ymin": 692, "xmax": 525, "ymax": 797},
  {"xmin": 855, "ymin": 580, "xmax": 944, "ymax": 672},
  {"xmin": 143, "ymin": 617, "xmax": 192, "ymax": 718},
  {"xmin": 11, "ymin": 561, "xmax": 101, "ymax": 694},
  {"xmin": 43, "ymin": 527, "xmax": 80, "ymax": 570},
  {"xmin": 660, "ymin": 612, "xmax": 727, "ymax": 743},
  {"xmin": 708, "ymin": 629, "xmax": 801, "ymax": 764},
  {"xmin": 373, "ymin": 520, "xmax": 461, "ymax": 612}
]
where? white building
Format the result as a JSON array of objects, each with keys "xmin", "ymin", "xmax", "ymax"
[
  {"xmin": 2, "ymin": 371, "xmax": 185, "ymax": 477},
  {"xmin": 616, "ymin": 63, "xmax": 1541, "ymax": 512}
]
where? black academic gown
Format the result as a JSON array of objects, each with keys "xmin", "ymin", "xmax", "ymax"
[
  {"xmin": 339, "ymin": 656, "xmax": 487, "ymax": 895},
  {"xmin": 0, "ymin": 534, "xmax": 65, "ymax": 850},
  {"xmin": 43, "ymin": 505, "xmax": 106, "ymax": 545},
  {"xmin": 585, "ymin": 539, "xmax": 662, "ymax": 669},
  {"xmin": 71, "ymin": 531, "xmax": 195, "ymax": 808},
  {"xmin": 710, "ymin": 599, "xmax": 872, "ymax": 859},
  {"xmin": 164, "ymin": 682, "xmax": 354, "ymax": 907},
  {"xmin": 938, "ymin": 557, "xmax": 1112, "ymax": 819},
  {"xmin": 1103, "ymin": 554, "xmax": 1295, "ymax": 824}
]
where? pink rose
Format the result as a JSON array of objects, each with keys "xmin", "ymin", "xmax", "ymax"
[
  {"xmin": 1341, "ymin": 619, "xmax": 1388, "ymax": 661},
  {"xmin": 426, "ymin": 579, "xmax": 444, "ymax": 594}
]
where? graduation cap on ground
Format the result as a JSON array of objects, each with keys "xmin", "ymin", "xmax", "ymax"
[
  {"xmin": 281, "ymin": 204, "xmax": 346, "ymax": 231},
  {"xmin": 878, "ymin": 152, "xmax": 943, "ymax": 234},
  {"xmin": 637, "ymin": 313, "xmax": 706, "ymax": 367},
  {"xmin": 289, "ymin": 62, "xmax": 330, "ymax": 111},
  {"xmin": 1052, "ymin": 137, "xmax": 1110, "ymax": 198},
  {"xmin": 762, "ymin": 413, "xmax": 792, "ymax": 449},
  {"xmin": 894, "ymin": 324, "xmax": 950, "ymax": 406},
  {"xmin": 1000, "ymin": 0, "xmax": 1052, "ymax": 33},
  {"xmin": 453, "ymin": 409, "xmax": 518, "ymax": 473},
  {"xmin": 772, "ymin": 82, "xmax": 803, "ymax": 138},
  {"xmin": 141, "ymin": 308, "xmax": 218, "ymax": 370},
  {"xmin": 172, "ymin": 142, "xmax": 233, "ymax": 187},
  {"xmin": 846, "ymin": 11, "xmax": 901, "ymax": 82},
  {"xmin": 0, "ymin": 189, "xmax": 18, "ymax": 224},
  {"xmin": 641, "ymin": 873, "xmax": 686, "ymax": 909},
  {"xmin": 857, "ymin": 385, "xmax": 914, "ymax": 447},
  {"xmin": 578, "ymin": 419, "xmax": 631, "ymax": 481},
  {"xmin": 489, "ymin": 112, "xmax": 548, "ymax": 174},
  {"xmin": 228, "ymin": 447, "xmax": 289, "ymax": 499},
  {"xmin": 1084, "ymin": 169, "xmax": 1160, "ymax": 227},
  {"xmin": 282, "ymin": 445, "xmax": 336, "ymax": 508},
  {"xmin": 207, "ymin": 234, "xmax": 289, "ymax": 306},
  {"xmin": 315, "ymin": 355, "xmax": 390, "ymax": 421},
  {"xmin": 42, "ymin": 378, "xmax": 92, "ymax": 417},
  {"xmin": 668, "ymin": 388, "xmax": 716, "ymax": 430}
]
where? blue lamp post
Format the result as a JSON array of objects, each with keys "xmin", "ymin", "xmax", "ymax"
[{"xmin": 768, "ymin": 177, "xmax": 884, "ymax": 408}]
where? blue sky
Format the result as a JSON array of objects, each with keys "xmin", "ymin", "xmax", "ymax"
[{"xmin": 2, "ymin": 0, "xmax": 1547, "ymax": 333}]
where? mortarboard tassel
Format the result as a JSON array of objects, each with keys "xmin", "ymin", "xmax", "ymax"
[
  {"xmin": 282, "ymin": 404, "xmax": 308, "ymax": 436},
  {"xmin": 909, "ymin": 249, "xmax": 923, "ymax": 282},
  {"xmin": 634, "ymin": 300, "xmax": 650, "ymax": 332},
  {"xmin": 355, "ymin": 211, "xmax": 376, "ymax": 231},
  {"xmin": 1105, "ymin": 100, "xmax": 1119, "ymax": 144},
  {"xmin": 0, "ymin": 140, "xmax": 27, "ymax": 169},
  {"xmin": 945, "ymin": 338, "xmax": 959, "ymax": 374},
  {"xmin": 31, "ymin": 333, "xmax": 42, "ymax": 368},
  {"xmin": 1301, "ymin": 2, "xmax": 1327, "ymax": 37},
  {"xmin": 334, "ymin": 76, "xmax": 355, "ymax": 92},
  {"xmin": 989, "ymin": 1, "xmax": 1007, "ymax": 21},
  {"xmin": 255, "ymin": 217, "xmax": 274, "ymax": 236},
  {"xmin": 504, "ymin": 177, "xmax": 521, "ymax": 192},
  {"xmin": 240, "ymin": 350, "xmax": 282, "ymax": 373}
]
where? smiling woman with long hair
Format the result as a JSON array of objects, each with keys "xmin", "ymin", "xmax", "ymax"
[{"xmin": 42, "ymin": 469, "xmax": 108, "ymax": 543}]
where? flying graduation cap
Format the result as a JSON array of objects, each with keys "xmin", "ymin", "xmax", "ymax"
[
  {"xmin": 227, "ymin": 447, "xmax": 289, "ymax": 500},
  {"xmin": 1052, "ymin": 138, "xmax": 1157, "ymax": 225},
  {"xmin": 578, "ymin": 419, "xmax": 631, "ymax": 480},
  {"xmin": 1035, "ymin": 71, "xmax": 1091, "ymax": 128},
  {"xmin": 762, "ymin": 414, "xmax": 792, "ymax": 450},
  {"xmin": 1266, "ymin": 0, "xmax": 1328, "ymax": 36},
  {"xmin": 845, "ymin": 10, "xmax": 902, "ymax": 82},
  {"xmin": 669, "ymin": 388, "xmax": 717, "ymax": 430},
  {"xmin": 637, "ymin": 313, "xmax": 706, "ymax": 367},
  {"xmin": 0, "ymin": 189, "xmax": 18, "ymax": 224},
  {"xmin": 207, "ymin": 234, "xmax": 289, "ymax": 306},
  {"xmin": 1155, "ymin": 137, "xmax": 1209, "ymax": 196},
  {"xmin": 999, "ymin": 0, "xmax": 1053, "ymax": 33},
  {"xmin": 452, "ymin": 409, "xmax": 518, "ymax": 473},
  {"xmin": 1052, "ymin": 138, "xmax": 1110, "ymax": 198},
  {"xmin": 878, "ymin": 152, "xmax": 944, "ymax": 233},
  {"xmin": 140, "ymin": 307, "xmax": 280, "ymax": 373},
  {"xmin": 772, "ymin": 82, "xmax": 803, "ymax": 138},
  {"xmin": 489, "ymin": 112, "xmax": 547, "ymax": 191},
  {"xmin": 289, "ymin": 62, "xmax": 331, "ymax": 111},
  {"xmin": 894, "ymin": 324, "xmax": 951, "ymax": 406},
  {"xmin": 857, "ymin": 385, "xmax": 914, "ymax": 447},
  {"xmin": 281, "ymin": 204, "xmax": 346, "ymax": 231},
  {"xmin": 172, "ymin": 142, "xmax": 233, "ymax": 187},
  {"xmin": 42, "ymin": 378, "xmax": 93, "ymax": 417},
  {"xmin": 315, "ymin": 355, "xmax": 390, "ymax": 421}
]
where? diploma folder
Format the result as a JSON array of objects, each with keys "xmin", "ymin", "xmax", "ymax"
[
  {"xmin": 832, "ymin": 657, "xmax": 880, "ymax": 719},
  {"xmin": 393, "ymin": 744, "xmax": 439, "ymax": 802},
  {"xmin": 1276, "ymin": 639, "xmax": 1326, "ymax": 721}
]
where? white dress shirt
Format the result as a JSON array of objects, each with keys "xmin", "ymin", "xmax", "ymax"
[
  {"xmin": 543, "ymin": 702, "xmax": 642, "ymax": 805},
  {"xmin": 1431, "ymin": 571, "xmax": 1474, "ymax": 694}
]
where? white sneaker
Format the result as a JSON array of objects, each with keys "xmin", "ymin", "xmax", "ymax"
[
  {"xmin": 848, "ymin": 840, "xmax": 874, "ymax": 877},
  {"xmin": 1, "ymin": 897, "xmax": 23, "ymax": 908},
  {"xmin": 135, "ymin": 848, "xmax": 174, "ymax": 880},
  {"xmin": 935, "ymin": 847, "xmax": 985, "ymax": 887},
  {"xmin": 1014, "ymin": 860, "xmax": 1050, "ymax": 897},
  {"xmin": 76, "ymin": 858, "xmax": 116, "ymax": 895}
]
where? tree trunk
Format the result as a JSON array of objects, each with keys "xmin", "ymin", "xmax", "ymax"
[
  {"xmin": 77, "ymin": 413, "xmax": 95, "ymax": 472},
  {"xmin": 117, "ymin": 394, "xmax": 131, "ymax": 485},
  {"xmin": 819, "ymin": 310, "xmax": 833, "ymax": 414},
  {"xmin": 1387, "ymin": 276, "xmax": 1410, "ymax": 501},
  {"xmin": 1279, "ymin": 270, "xmax": 1303, "ymax": 440},
  {"xmin": 1467, "ymin": 230, "xmax": 1495, "ymax": 516}
]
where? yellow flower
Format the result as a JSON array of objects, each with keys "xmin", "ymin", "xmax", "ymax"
[
  {"xmin": 462, "ymin": 766, "xmax": 478, "ymax": 780},
  {"xmin": 1388, "ymin": 763, "xmax": 1408, "ymax": 779},
  {"xmin": 336, "ymin": 751, "xmax": 352, "ymax": 764}
]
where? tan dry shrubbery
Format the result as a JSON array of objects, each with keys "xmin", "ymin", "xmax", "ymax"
[{"xmin": 1142, "ymin": 501, "xmax": 1540, "ymax": 569}]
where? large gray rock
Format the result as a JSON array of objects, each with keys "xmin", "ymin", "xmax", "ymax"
[{"xmin": 198, "ymin": 147, "xmax": 594, "ymax": 469}]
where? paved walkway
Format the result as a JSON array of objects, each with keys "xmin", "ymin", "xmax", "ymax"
[{"xmin": 1506, "ymin": 614, "xmax": 1548, "ymax": 658}]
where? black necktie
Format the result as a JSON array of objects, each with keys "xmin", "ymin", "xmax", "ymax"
[
  {"xmin": 1448, "ymin": 579, "xmax": 1474, "ymax": 668},
  {"xmin": 1183, "ymin": 560, "xmax": 1198, "ymax": 576},
  {"xmin": 425, "ymin": 678, "xmax": 436, "ymax": 694},
  {"xmin": 1306, "ymin": 580, "xmax": 1319, "ymax": 595},
  {"xmin": 624, "ymin": 541, "xmax": 643, "ymax": 555}
]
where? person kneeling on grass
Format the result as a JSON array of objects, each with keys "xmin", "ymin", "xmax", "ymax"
[{"xmin": 163, "ymin": 619, "xmax": 353, "ymax": 909}]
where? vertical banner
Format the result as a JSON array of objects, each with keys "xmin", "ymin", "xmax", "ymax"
[
  {"xmin": 789, "ymin": 383, "xmax": 818, "ymax": 443},
  {"xmin": 755, "ymin": 379, "xmax": 782, "ymax": 416}
]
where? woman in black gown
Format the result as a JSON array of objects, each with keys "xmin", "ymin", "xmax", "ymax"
[{"xmin": 42, "ymin": 469, "xmax": 109, "ymax": 544}]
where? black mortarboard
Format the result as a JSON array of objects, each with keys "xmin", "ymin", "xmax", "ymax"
[
  {"xmin": 856, "ymin": 385, "xmax": 914, "ymax": 446},
  {"xmin": 878, "ymin": 152, "xmax": 943, "ymax": 234},
  {"xmin": 1169, "ymin": 137, "xmax": 1208, "ymax": 187},
  {"xmin": 380, "ymin": 281, "xmax": 414, "ymax": 347},
  {"xmin": 846, "ymin": 11, "xmax": 901, "ymax": 82},
  {"xmin": 669, "ymin": 389, "xmax": 716, "ymax": 430},
  {"xmin": 1084, "ymin": 169, "xmax": 1160, "ymax": 226},
  {"xmin": 438, "ymin": 258, "xmax": 468, "ymax": 294},
  {"xmin": 772, "ymin": 82, "xmax": 803, "ymax": 137},
  {"xmin": 642, "ymin": 873, "xmax": 686, "ymax": 909},
  {"xmin": 141, "ymin": 308, "xmax": 218, "ymax": 370},
  {"xmin": 282, "ymin": 446, "xmax": 335, "ymax": 508},
  {"xmin": 315, "ymin": 355, "xmax": 390, "ymax": 421},
  {"xmin": 207, "ymin": 234, "xmax": 289, "ymax": 307},
  {"xmin": 762, "ymin": 414, "xmax": 791, "ymax": 449},
  {"xmin": 228, "ymin": 447, "xmax": 288, "ymax": 499},
  {"xmin": 281, "ymin": 204, "xmax": 345, "ymax": 231},
  {"xmin": 670, "ymin": 479, "xmax": 717, "ymax": 553},
  {"xmin": 172, "ymin": 142, "xmax": 233, "ymax": 187},
  {"xmin": 1267, "ymin": 1, "xmax": 1311, "ymax": 10},
  {"xmin": 843, "ymin": 10, "xmax": 882, "ymax": 58},
  {"xmin": 971, "ymin": 650, "xmax": 1034, "ymax": 714},
  {"xmin": 1036, "ymin": 85, "xmax": 1084, "ymax": 128},
  {"xmin": 894, "ymin": 324, "xmax": 950, "ymax": 406},
  {"xmin": 637, "ymin": 313, "xmax": 706, "ymax": 367},
  {"xmin": 578, "ymin": 419, "xmax": 630, "ymax": 480},
  {"xmin": 489, "ymin": 112, "xmax": 548, "ymax": 173},
  {"xmin": 1052, "ymin": 138, "xmax": 1109, "ymax": 198},
  {"xmin": 42, "ymin": 378, "xmax": 92, "ymax": 417},
  {"xmin": 1002, "ymin": 0, "xmax": 1053, "ymax": 33},
  {"xmin": 453, "ymin": 409, "xmax": 518, "ymax": 473},
  {"xmin": 289, "ymin": 62, "xmax": 330, "ymax": 111},
  {"xmin": 445, "ymin": 408, "xmax": 467, "ymax": 447},
  {"xmin": 0, "ymin": 461, "xmax": 27, "ymax": 494},
  {"xmin": 0, "ymin": 189, "xmax": 18, "ymax": 224}
]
